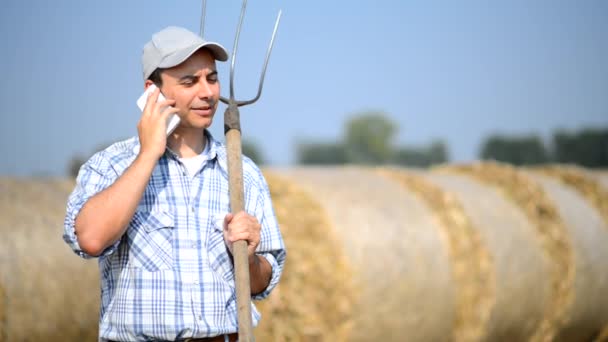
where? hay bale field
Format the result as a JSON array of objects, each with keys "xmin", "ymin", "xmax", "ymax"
[{"xmin": 2, "ymin": 163, "xmax": 608, "ymax": 341}]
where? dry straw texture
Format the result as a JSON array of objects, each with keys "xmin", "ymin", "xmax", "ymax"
[
  {"xmin": 525, "ymin": 171, "xmax": 608, "ymax": 341},
  {"xmin": 0, "ymin": 178, "xmax": 99, "ymax": 342},
  {"xmin": 377, "ymin": 168, "xmax": 495, "ymax": 342},
  {"xmin": 593, "ymin": 170, "xmax": 608, "ymax": 342},
  {"xmin": 273, "ymin": 167, "xmax": 454, "ymax": 341},
  {"xmin": 436, "ymin": 162, "xmax": 574, "ymax": 342},
  {"xmin": 535, "ymin": 165, "xmax": 608, "ymax": 228},
  {"xmin": 256, "ymin": 171, "xmax": 355, "ymax": 341},
  {"xmin": 425, "ymin": 168, "xmax": 550, "ymax": 340},
  {"xmin": 594, "ymin": 171, "xmax": 608, "ymax": 190}
]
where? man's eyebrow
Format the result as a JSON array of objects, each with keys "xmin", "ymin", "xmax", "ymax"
[{"xmin": 179, "ymin": 70, "xmax": 217, "ymax": 82}]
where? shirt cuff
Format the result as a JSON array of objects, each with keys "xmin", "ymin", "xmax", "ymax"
[{"xmin": 252, "ymin": 251, "xmax": 283, "ymax": 300}]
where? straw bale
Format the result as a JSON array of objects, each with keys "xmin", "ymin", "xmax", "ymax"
[
  {"xmin": 255, "ymin": 171, "xmax": 355, "ymax": 341},
  {"xmin": 377, "ymin": 168, "xmax": 494, "ymax": 341},
  {"xmin": 436, "ymin": 162, "xmax": 574, "ymax": 342},
  {"xmin": 422, "ymin": 168, "xmax": 550, "ymax": 340},
  {"xmin": 525, "ymin": 172, "xmax": 608, "ymax": 341},
  {"xmin": 596, "ymin": 327, "xmax": 608, "ymax": 342},
  {"xmin": 271, "ymin": 167, "xmax": 454, "ymax": 341},
  {"xmin": 0, "ymin": 178, "xmax": 99, "ymax": 342},
  {"xmin": 534, "ymin": 165, "xmax": 608, "ymax": 228},
  {"xmin": 594, "ymin": 171, "xmax": 608, "ymax": 190}
]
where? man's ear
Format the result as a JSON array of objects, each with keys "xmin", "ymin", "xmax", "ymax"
[{"xmin": 144, "ymin": 80, "xmax": 154, "ymax": 90}]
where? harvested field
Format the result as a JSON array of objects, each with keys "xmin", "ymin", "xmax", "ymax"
[{"xmin": 2, "ymin": 163, "xmax": 608, "ymax": 341}]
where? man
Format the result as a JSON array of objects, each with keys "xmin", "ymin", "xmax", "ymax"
[{"xmin": 63, "ymin": 26, "xmax": 286, "ymax": 342}]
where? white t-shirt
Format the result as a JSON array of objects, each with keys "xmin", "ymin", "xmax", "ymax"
[{"xmin": 178, "ymin": 139, "xmax": 210, "ymax": 179}]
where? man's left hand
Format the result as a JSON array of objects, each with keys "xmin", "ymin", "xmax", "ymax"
[{"xmin": 223, "ymin": 211, "xmax": 261, "ymax": 259}]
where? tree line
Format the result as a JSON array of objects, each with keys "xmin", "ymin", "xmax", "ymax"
[
  {"xmin": 479, "ymin": 128, "xmax": 608, "ymax": 167},
  {"xmin": 296, "ymin": 112, "xmax": 448, "ymax": 167},
  {"xmin": 68, "ymin": 113, "xmax": 607, "ymax": 177}
]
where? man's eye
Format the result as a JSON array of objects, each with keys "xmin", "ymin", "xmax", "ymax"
[{"xmin": 208, "ymin": 77, "xmax": 218, "ymax": 83}]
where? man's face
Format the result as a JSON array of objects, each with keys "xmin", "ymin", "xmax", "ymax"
[{"xmin": 150, "ymin": 49, "xmax": 220, "ymax": 130}]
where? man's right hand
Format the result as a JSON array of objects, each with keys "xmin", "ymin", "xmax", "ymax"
[{"xmin": 137, "ymin": 86, "xmax": 180, "ymax": 160}]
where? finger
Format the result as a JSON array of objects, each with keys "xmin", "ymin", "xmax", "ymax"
[
  {"xmin": 144, "ymin": 87, "xmax": 161, "ymax": 114},
  {"xmin": 161, "ymin": 105, "xmax": 180, "ymax": 119},
  {"xmin": 234, "ymin": 211, "xmax": 249, "ymax": 220},
  {"xmin": 224, "ymin": 213, "xmax": 234, "ymax": 230},
  {"xmin": 156, "ymin": 99, "xmax": 177, "ymax": 114},
  {"xmin": 228, "ymin": 231, "xmax": 252, "ymax": 243}
]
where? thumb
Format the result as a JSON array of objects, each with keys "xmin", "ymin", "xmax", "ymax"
[{"xmin": 223, "ymin": 213, "xmax": 234, "ymax": 230}]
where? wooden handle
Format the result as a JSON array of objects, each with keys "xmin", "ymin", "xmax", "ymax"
[{"xmin": 225, "ymin": 107, "xmax": 254, "ymax": 341}]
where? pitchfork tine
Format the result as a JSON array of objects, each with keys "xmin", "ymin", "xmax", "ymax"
[
  {"xmin": 199, "ymin": 0, "xmax": 207, "ymax": 38},
  {"xmin": 220, "ymin": 0, "xmax": 282, "ymax": 106}
]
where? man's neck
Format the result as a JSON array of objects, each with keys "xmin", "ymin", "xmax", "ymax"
[{"xmin": 167, "ymin": 128, "xmax": 207, "ymax": 158}]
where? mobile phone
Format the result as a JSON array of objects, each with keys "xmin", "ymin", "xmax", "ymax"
[{"xmin": 136, "ymin": 84, "xmax": 181, "ymax": 136}]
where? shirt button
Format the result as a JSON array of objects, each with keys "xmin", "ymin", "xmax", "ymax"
[
  {"xmin": 190, "ymin": 206, "xmax": 195, "ymax": 213},
  {"xmin": 194, "ymin": 280, "xmax": 199, "ymax": 285},
  {"xmin": 191, "ymin": 242, "xmax": 197, "ymax": 248},
  {"xmin": 198, "ymin": 315, "xmax": 203, "ymax": 321}
]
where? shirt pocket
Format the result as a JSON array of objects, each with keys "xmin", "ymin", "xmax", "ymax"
[
  {"xmin": 207, "ymin": 212, "xmax": 235, "ymax": 286},
  {"xmin": 127, "ymin": 210, "xmax": 174, "ymax": 272}
]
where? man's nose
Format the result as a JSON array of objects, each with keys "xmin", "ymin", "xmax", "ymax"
[{"xmin": 197, "ymin": 80, "xmax": 214, "ymax": 99}]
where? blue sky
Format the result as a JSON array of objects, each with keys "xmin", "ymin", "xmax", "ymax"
[{"xmin": 1, "ymin": 0, "xmax": 606, "ymax": 176}]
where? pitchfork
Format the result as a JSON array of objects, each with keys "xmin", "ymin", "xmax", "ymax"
[{"xmin": 200, "ymin": 1, "xmax": 282, "ymax": 341}]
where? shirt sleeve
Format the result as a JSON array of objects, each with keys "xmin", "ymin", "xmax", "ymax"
[
  {"xmin": 63, "ymin": 150, "xmax": 121, "ymax": 259},
  {"xmin": 249, "ymin": 169, "xmax": 286, "ymax": 301}
]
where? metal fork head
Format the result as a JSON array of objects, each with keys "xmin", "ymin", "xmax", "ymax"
[{"xmin": 200, "ymin": 0, "xmax": 282, "ymax": 108}]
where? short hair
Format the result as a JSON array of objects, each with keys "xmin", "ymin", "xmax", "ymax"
[{"xmin": 148, "ymin": 68, "xmax": 164, "ymax": 87}]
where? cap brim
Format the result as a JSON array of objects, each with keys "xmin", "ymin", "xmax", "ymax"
[{"xmin": 158, "ymin": 41, "xmax": 229, "ymax": 69}]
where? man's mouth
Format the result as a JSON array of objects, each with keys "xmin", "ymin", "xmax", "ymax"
[{"xmin": 191, "ymin": 102, "xmax": 215, "ymax": 116}]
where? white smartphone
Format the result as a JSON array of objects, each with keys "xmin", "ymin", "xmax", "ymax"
[{"xmin": 136, "ymin": 84, "xmax": 181, "ymax": 136}]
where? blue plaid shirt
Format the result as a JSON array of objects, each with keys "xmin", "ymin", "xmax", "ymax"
[{"xmin": 63, "ymin": 131, "xmax": 286, "ymax": 341}]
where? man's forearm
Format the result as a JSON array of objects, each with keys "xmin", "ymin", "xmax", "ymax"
[
  {"xmin": 249, "ymin": 254, "xmax": 272, "ymax": 295},
  {"xmin": 74, "ymin": 153, "xmax": 158, "ymax": 256}
]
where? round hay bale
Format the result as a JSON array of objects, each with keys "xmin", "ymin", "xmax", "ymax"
[
  {"xmin": 255, "ymin": 171, "xmax": 355, "ymax": 341},
  {"xmin": 0, "ymin": 283, "xmax": 6, "ymax": 342},
  {"xmin": 0, "ymin": 178, "xmax": 99, "ymax": 342},
  {"xmin": 535, "ymin": 165, "xmax": 608, "ymax": 227},
  {"xmin": 436, "ymin": 162, "xmax": 574, "ymax": 342},
  {"xmin": 377, "ymin": 168, "xmax": 495, "ymax": 342},
  {"xmin": 526, "ymin": 171, "xmax": 608, "ymax": 341},
  {"xmin": 271, "ymin": 166, "xmax": 455, "ymax": 341},
  {"xmin": 593, "ymin": 170, "xmax": 608, "ymax": 190}
]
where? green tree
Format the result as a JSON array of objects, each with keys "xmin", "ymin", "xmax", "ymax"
[
  {"xmin": 296, "ymin": 142, "xmax": 348, "ymax": 165},
  {"xmin": 344, "ymin": 112, "xmax": 397, "ymax": 164},
  {"xmin": 242, "ymin": 139, "xmax": 265, "ymax": 165},
  {"xmin": 392, "ymin": 140, "xmax": 449, "ymax": 167},
  {"xmin": 479, "ymin": 134, "xmax": 549, "ymax": 165},
  {"xmin": 553, "ymin": 128, "xmax": 608, "ymax": 168}
]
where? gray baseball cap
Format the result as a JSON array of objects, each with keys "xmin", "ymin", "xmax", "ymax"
[{"xmin": 142, "ymin": 26, "xmax": 229, "ymax": 80}]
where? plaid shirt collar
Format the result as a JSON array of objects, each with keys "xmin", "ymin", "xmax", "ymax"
[{"xmin": 129, "ymin": 129, "xmax": 229, "ymax": 173}]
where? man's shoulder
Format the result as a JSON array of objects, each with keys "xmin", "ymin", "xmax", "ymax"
[
  {"xmin": 86, "ymin": 136, "xmax": 139, "ymax": 172},
  {"xmin": 102, "ymin": 137, "xmax": 139, "ymax": 157}
]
